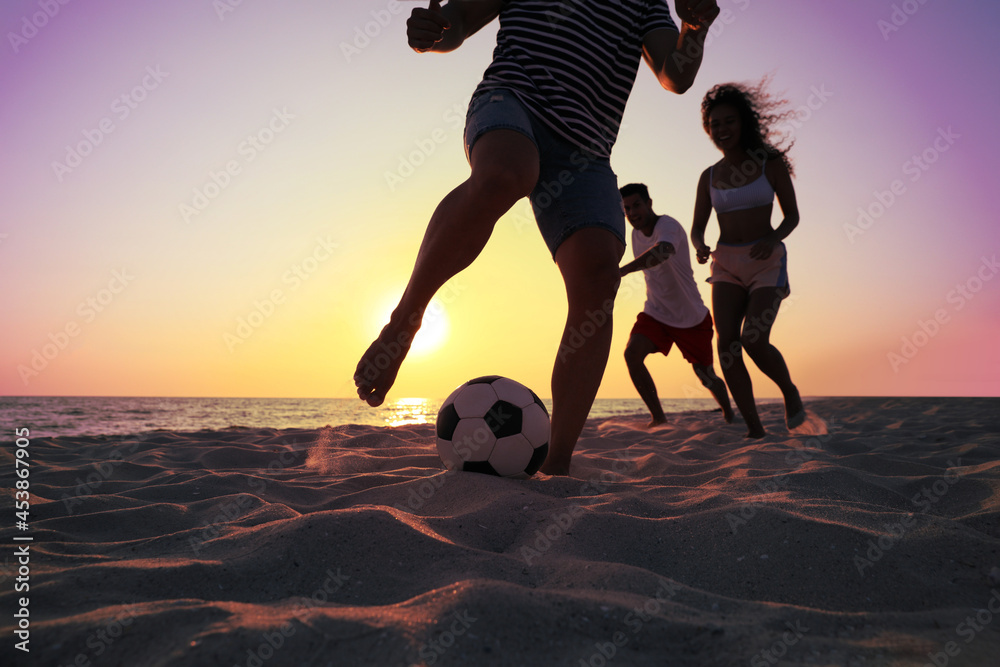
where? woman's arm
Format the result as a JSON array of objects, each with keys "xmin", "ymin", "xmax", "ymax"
[
  {"xmin": 749, "ymin": 159, "xmax": 799, "ymax": 259},
  {"xmin": 691, "ymin": 168, "xmax": 714, "ymax": 264}
]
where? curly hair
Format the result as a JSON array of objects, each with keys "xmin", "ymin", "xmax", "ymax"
[{"xmin": 701, "ymin": 75, "xmax": 796, "ymax": 177}]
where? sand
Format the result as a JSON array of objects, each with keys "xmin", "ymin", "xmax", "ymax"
[{"xmin": 2, "ymin": 397, "xmax": 999, "ymax": 667}]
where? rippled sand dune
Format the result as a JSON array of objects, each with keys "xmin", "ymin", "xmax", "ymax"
[{"xmin": 3, "ymin": 397, "xmax": 999, "ymax": 666}]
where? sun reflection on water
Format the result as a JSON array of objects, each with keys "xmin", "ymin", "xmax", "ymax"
[{"xmin": 383, "ymin": 397, "xmax": 438, "ymax": 428}]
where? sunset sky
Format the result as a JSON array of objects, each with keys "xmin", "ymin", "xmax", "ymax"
[{"xmin": 2, "ymin": 0, "xmax": 998, "ymax": 402}]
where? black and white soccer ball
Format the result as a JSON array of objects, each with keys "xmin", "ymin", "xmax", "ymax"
[{"xmin": 436, "ymin": 375, "xmax": 550, "ymax": 478}]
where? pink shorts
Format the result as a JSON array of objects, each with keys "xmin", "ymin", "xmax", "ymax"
[{"xmin": 708, "ymin": 242, "xmax": 790, "ymax": 296}]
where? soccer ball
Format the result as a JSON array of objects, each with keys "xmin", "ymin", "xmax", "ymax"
[{"xmin": 436, "ymin": 375, "xmax": 550, "ymax": 478}]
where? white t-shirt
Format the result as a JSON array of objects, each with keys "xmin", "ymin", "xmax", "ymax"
[{"xmin": 631, "ymin": 215, "xmax": 709, "ymax": 329}]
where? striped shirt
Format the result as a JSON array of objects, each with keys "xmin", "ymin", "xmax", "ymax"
[{"xmin": 474, "ymin": 0, "xmax": 678, "ymax": 158}]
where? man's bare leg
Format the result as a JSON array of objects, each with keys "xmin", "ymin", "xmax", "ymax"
[
  {"xmin": 693, "ymin": 364, "xmax": 734, "ymax": 423},
  {"xmin": 624, "ymin": 333, "xmax": 667, "ymax": 427},
  {"xmin": 354, "ymin": 130, "xmax": 540, "ymax": 406},
  {"xmin": 540, "ymin": 228, "xmax": 625, "ymax": 475},
  {"xmin": 741, "ymin": 287, "xmax": 804, "ymax": 429},
  {"xmin": 713, "ymin": 282, "xmax": 765, "ymax": 438}
]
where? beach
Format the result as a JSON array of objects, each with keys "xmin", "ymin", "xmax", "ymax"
[{"xmin": 3, "ymin": 397, "xmax": 999, "ymax": 666}]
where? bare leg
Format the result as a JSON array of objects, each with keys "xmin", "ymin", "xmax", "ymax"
[
  {"xmin": 741, "ymin": 287, "xmax": 804, "ymax": 429},
  {"xmin": 713, "ymin": 282, "xmax": 765, "ymax": 438},
  {"xmin": 624, "ymin": 333, "xmax": 667, "ymax": 427},
  {"xmin": 693, "ymin": 363, "xmax": 734, "ymax": 423},
  {"xmin": 354, "ymin": 130, "xmax": 540, "ymax": 406},
  {"xmin": 540, "ymin": 228, "xmax": 625, "ymax": 475}
]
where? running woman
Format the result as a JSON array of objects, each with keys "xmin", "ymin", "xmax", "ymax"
[{"xmin": 691, "ymin": 79, "xmax": 804, "ymax": 438}]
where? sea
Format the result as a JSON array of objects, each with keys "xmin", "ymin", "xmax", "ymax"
[{"xmin": 0, "ymin": 396, "xmax": 727, "ymax": 438}]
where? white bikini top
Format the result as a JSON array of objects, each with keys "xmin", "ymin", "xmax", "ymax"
[{"xmin": 710, "ymin": 160, "xmax": 774, "ymax": 213}]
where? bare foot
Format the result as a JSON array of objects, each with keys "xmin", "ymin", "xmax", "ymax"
[
  {"xmin": 784, "ymin": 386, "xmax": 805, "ymax": 430},
  {"xmin": 538, "ymin": 453, "xmax": 571, "ymax": 476},
  {"xmin": 353, "ymin": 316, "xmax": 419, "ymax": 407},
  {"xmin": 647, "ymin": 415, "xmax": 667, "ymax": 429},
  {"xmin": 745, "ymin": 417, "xmax": 766, "ymax": 439},
  {"xmin": 708, "ymin": 406, "xmax": 735, "ymax": 424},
  {"xmin": 721, "ymin": 404, "xmax": 734, "ymax": 424}
]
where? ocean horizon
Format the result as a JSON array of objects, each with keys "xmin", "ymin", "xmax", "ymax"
[{"xmin": 0, "ymin": 395, "xmax": 744, "ymax": 438}]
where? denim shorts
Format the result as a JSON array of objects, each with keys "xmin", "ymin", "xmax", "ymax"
[{"xmin": 464, "ymin": 88, "xmax": 626, "ymax": 258}]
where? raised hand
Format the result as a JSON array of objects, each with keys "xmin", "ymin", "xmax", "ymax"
[
  {"xmin": 407, "ymin": 0, "xmax": 451, "ymax": 53},
  {"xmin": 675, "ymin": 0, "xmax": 721, "ymax": 31}
]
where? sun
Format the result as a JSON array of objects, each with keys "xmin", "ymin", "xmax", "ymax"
[{"xmin": 375, "ymin": 295, "xmax": 450, "ymax": 358}]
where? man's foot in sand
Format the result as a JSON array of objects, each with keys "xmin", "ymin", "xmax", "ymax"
[
  {"xmin": 784, "ymin": 386, "xmax": 805, "ymax": 430},
  {"xmin": 744, "ymin": 415, "xmax": 766, "ymax": 439},
  {"xmin": 353, "ymin": 317, "xmax": 419, "ymax": 407},
  {"xmin": 708, "ymin": 406, "xmax": 735, "ymax": 424},
  {"xmin": 539, "ymin": 453, "xmax": 571, "ymax": 476},
  {"xmin": 539, "ymin": 462, "xmax": 570, "ymax": 476},
  {"xmin": 647, "ymin": 414, "xmax": 667, "ymax": 429},
  {"xmin": 721, "ymin": 404, "xmax": 735, "ymax": 424}
]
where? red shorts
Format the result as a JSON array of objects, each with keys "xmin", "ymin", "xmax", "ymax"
[{"xmin": 630, "ymin": 312, "xmax": 714, "ymax": 366}]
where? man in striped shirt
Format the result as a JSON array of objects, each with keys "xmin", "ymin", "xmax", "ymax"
[{"xmin": 355, "ymin": 0, "xmax": 720, "ymax": 475}]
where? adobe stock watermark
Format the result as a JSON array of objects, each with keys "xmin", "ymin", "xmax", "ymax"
[
  {"xmin": 7, "ymin": 0, "xmax": 73, "ymax": 54},
  {"xmin": 854, "ymin": 458, "xmax": 965, "ymax": 576},
  {"xmin": 671, "ymin": 1, "xmax": 744, "ymax": 73},
  {"xmin": 384, "ymin": 97, "xmax": 467, "ymax": 192},
  {"xmin": 224, "ymin": 235, "xmax": 339, "ymax": 352},
  {"xmin": 555, "ymin": 265, "xmax": 651, "ymax": 363},
  {"xmin": 703, "ymin": 147, "xmax": 774, "ymax": 209},
  {"xmin": 877, "ymin": 0, "xmax": 933, "ymax": 41},
  {"xmin": 409, "ymin": 610, "xmax": 477, "ymax": 667},
  {"xmin": 355, "ymin": 280, "xmax": 467, "ymax": 385},
  {"xmin": 726, "ymin": 425, "xmax": 834, "ymax": 535},
  {"xmin": 179, "ymin": 107, "xmax": 295, "ymax": 223},
  {"xmin": 519, "ymin": 505, "xmax": 586, "ymax": 566},
  {"xmin": 521, "ymin": 452, "xmax": 638, "ymax": 567},
  {"xmin": 717, "ymin": 292, "xmax": 800, "ymax": 373},
  {"xmin": 508, "ymin": 147, "xmax": 612, "ymax": 237},
  {"xmin": 56, "ymin": 603, "xmax": 141, "ymax": 666},
  {"xmin": 577, "ymin": 578, "xmax": 681, "ymax": 667},
  {"xmin": 678, "ymin": 292, "xmax": 800, "ymax": 402},
  {"xmin": 17, "ymin": 268, "xmax": 135, "ymax": 386},
  {"xmin": 750, "ymin": 620, "xmax": 810, "ymax": 666},
  {"xmin": 888, "ymin": 255, "xmax": 997, "ymax": 373},
  {"xmin": 919, "ymin": 588, "xmax": 1000, "ymax": 667},
  {"xmin": 394, "ymin": 434, "xmax": 488, "ymax": 512},
  {"xmin": 189, "ymin": 441, "xmax": 299, "ymax": 554},
  {"xmin": 577, "ymin": 450, "xmax": 639, "ymax": 497},
  {"xmin": 341, "ymin": 0, "xmax": 406, "ymax": 63},
  {"xmin": 669, "ymin": 0, "xmax": 780, "ymax": 74},
  {"xmin": 396, "ymin": 400, "xmax": 521, "ymax": 513},
  {"xmin": 544, "ymin": 0, "xmax": 586, "ymax": 25},
  {"xmin": 60, "ymin": 434, "xmax": 152, "ymax": 515},
  {"xmin": 51, "ymin": 66, "xmax": 169, "ymax": 182},
  {"xmin": 234, "ymin": 568, "xmax": 352, "ymax": 667},
  {"xmin": 776, "ymin": 84, "xmax": 833, "ymax": 137},
  {"xmin": 844, "ymin": 126, "xmax": 959, "ymax": 243},
  {"xmin": 506, "ymin": 126, "xmax": 626, "ymax": 238},
  {"xmin": 213, "ymin": 0, "xmax": 252, "ymax": 22}
]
